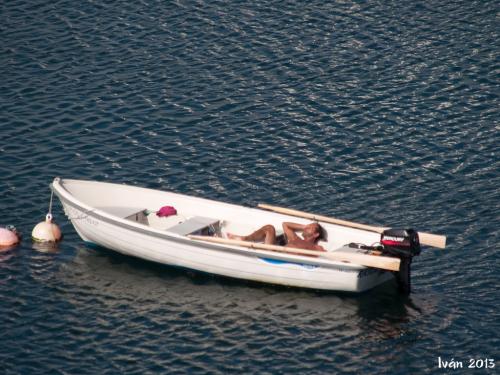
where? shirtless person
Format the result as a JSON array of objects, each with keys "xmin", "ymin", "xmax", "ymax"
[{"xmin": 227, "ymin": 222, "xmax": 325, "ymax": 251}]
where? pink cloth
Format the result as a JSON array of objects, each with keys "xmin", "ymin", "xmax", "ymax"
[{"xmin": 156, "ymin": 206, "xmax": 177, "ymax": 217}]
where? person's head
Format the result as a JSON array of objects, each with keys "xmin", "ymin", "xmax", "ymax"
[{"xmin": 303, "ymin": 222, "xmax": 325, "ymax": 242}]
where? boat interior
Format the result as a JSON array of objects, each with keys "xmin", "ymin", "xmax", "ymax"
[
  {"xmin": 57, "ymin": 179, "xmax": 380, "ymax": 252},
  {"xmin": 117, "ymin": 207, "xmax": 323, "ymax": 249}
]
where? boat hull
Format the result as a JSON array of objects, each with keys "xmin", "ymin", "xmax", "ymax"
[{"xmin": 53, "ymin": 178, "xmax": 394, "ymax": 292}]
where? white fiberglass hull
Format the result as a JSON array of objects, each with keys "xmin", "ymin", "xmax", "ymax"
[{"xmin": 52, "ymin": 178, "xmax": 394, "ymax": 292}]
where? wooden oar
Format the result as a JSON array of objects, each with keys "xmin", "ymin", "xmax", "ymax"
[
  {"xmin": 258, "ymin": 203, "xmax": 447, "ymax": 249},
  {"xmin": 188, "ymin": 235, "xmax": 400, "ymax": 271}
]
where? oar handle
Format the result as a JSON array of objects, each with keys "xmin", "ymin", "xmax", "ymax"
[
  {"xmin": 189, "ymin": 234, "xmax": 321, "ymax": 255},
  {"xmin": 188, "ymin": 235, "xmax": 400, "ymax": 271}
]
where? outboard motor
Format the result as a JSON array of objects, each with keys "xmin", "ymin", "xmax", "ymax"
[{"xmin": 380, "ymin": 228, "xmax": 421, "ymax": 294}]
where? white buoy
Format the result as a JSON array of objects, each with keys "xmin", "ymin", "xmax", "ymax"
[
  {"xmin": 0, "ymin": 226, "xmax": 20, "ymax": 249},
  {"xmin": 32, "ymin": 213, "xmax": 62, "ymax": 243}
]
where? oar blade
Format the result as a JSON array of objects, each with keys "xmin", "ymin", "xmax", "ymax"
[
  {"xmin": 418, "ymin": 232, "xmax": 446, "ymax": 249},
  {"xmin": 258, "ymin": 203, "xmax": 446, "ymax": 249},
  {"xmin": 325, "ymin": 250, "xmax": 400, "ymax": 271}
]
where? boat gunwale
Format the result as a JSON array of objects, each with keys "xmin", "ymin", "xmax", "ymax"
[{"xmin": 51, "ymin": 178, "xmax": 368, "ymax": 272}]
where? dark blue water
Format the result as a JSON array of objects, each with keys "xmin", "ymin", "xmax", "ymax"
[{"xmin": 1, "ymin": 0, "xmax": 498, "ymax": 373}]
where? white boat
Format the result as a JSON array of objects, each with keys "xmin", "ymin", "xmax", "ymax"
[{"xmin": 51, "ymin": 178, "xmax": 405, "ymax": 293}]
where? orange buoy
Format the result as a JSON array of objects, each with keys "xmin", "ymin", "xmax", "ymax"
[
  {"xmin": 32, "ymin": 214, "xmax": 62, "ymax": 243},
  {"xmin": 0, "ymin": 226, "xmax": 20, "ymax": 249}
]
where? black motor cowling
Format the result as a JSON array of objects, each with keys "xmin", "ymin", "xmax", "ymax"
[
  {"xmin": 380, "ymin": 228, "xmax": 421, "ymax": 294},
  {"xmin": 380, "ymin": 228, "xmax": 421, "ymax": 258}
]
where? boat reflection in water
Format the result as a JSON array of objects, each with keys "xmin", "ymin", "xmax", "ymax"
[{"xmin": 56, "ymin": 246, "xmax": 438, "ymax": 347}]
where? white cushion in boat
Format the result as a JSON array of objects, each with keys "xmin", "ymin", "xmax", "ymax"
[
  {"xmin": 166, "ymin": 216, "xmax": 219, "ymax": 236},
  {"xmin": 147, "ymin": 213, "xmax": 186, "ymax": 230}
]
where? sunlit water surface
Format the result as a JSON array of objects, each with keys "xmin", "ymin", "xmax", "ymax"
[{"xmin": 1, "ymin": 0, "xmax": 498, "ymax": 373}]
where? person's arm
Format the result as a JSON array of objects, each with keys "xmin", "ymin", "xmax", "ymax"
[{"xmin": 282, "ymin": 222, "xmax": 304, "ymax": 242}]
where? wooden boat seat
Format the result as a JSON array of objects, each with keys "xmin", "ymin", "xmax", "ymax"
[
  {"xmin": 100, "ymin": 206, "xmax": 153, "ymax": 226},
  {"xmin": 166, "ymin": 216, "xmax": 220, "ymax": 236},
  {"xmin": 116, "ymin": 208, "xmax": 183, "ymax": 230},
  {"xmin": 147, "ymin": 212, "xmax": 186, "ymax": 230},
  {"xmin": 119, "ymin": 209, "xmax": 219, "ymax": 236}
]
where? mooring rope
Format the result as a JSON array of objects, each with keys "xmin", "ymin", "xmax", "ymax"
[{"xmin": 48, "ymin": 189, "xmax": 54, "ymax": 216}]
